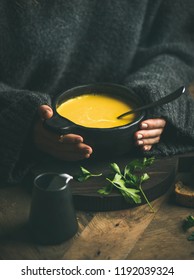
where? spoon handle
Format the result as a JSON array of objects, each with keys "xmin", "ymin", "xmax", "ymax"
[{"xmin": 117, "ymin": 86, "xmax": 185, "ymax": 119}]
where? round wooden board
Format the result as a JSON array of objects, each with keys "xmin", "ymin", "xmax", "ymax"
[{"xmin": 28, "ymin": 154, "xmax": 178, "ymax": 212}]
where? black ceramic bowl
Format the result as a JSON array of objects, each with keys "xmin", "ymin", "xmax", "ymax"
[{"xmin": 44, "ymin": 83, "xmax": 145, "ymax": 157}]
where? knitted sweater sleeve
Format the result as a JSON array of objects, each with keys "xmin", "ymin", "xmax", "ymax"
[
  {"xmin": 124, "ymin": 0, "xmax": 194, "ymax": 156},
  {"xmin": 0, "ymin": 83, "xmax": 51, "ymax": 184}
]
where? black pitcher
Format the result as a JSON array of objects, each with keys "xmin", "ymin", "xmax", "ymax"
[{"xmin": 29, "ymin": 172, "xmax": 78, "ymax": 245}]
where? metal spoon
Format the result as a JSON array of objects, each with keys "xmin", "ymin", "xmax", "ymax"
[{"xmin": 117, "ymin": 86, "xmax": 185, "ymax": 119}]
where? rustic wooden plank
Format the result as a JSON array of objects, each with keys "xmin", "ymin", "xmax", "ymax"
[
  {"xmin": 62, "ymin": 194, "xmax": 168, "ymax": 260},
  {"xmin": 127, "ymin": 196, "xmax": 194, "ymax": 260},
  {"xmin": 127, "ymin": 159, "xmax": 194, "ymax": 261}
]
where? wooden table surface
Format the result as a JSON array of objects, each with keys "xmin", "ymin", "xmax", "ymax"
[{"xmin": 0, "ymin": 152, "xmax": 194, "ymax": 260}]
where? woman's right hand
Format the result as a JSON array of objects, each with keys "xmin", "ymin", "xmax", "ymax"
[{"xmin": 33, "ymin": 105, "xmax": 93, "ymax": 161}]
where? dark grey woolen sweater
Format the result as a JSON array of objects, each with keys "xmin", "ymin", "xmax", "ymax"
[{"xmin": 0, "ymin": 0, "xmax": 194, "ymax": 183}]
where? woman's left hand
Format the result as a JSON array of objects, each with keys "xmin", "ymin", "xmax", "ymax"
[{"xmin": 134, "ymin": 118, "xmax": 166, "ymax": 151}]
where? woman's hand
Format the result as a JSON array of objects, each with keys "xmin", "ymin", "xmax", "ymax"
[
  {"xmin": 134, "ymin": 118, "xmax": 166, "ymax": 151},
  {"xmin": 33, "ymin": 105, "xmax": 93, "ymax": 161}
]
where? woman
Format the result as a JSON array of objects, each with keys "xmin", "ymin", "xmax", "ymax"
[{"xmin": 0, "ymin": 0, "xmax": 194, "ymax": 183}]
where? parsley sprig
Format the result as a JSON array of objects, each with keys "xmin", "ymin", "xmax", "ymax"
[
  {"xmin": 75, "ymin": 157, "xmax": 155, "ymax": 212},
  {"xmin": 183, "ymin": 215, "xmax": 194, "ymax": 241},
  {"xmin": 98, "ymin": 158, "xmax": 155, "ymax": 212},
  {"xmin": 75, "ymin": 166, "xmax": 102, "ymax": 182}
]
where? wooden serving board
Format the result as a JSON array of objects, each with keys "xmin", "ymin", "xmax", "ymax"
[{"xmin": 27, "ymin": 153, "xmax": 178, "ymax": 211}]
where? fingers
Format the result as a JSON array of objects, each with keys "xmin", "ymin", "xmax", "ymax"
[
  {"xmin": 39, "ymin": 141, "xmax": 92, "ymax": 161},
  {"xmin": 53, "ymin": 143, "xmax": 93, "ymax": 160},
  {"xmin": 136, "ymin": 135, "xmax": 160, "ymax": 145},
  {"xmin": 134, "ymin": 118, "xmax": 166, "ymax": 151},
  {"xmin": 136, "ymin": 128, "xmax": 163, "ymax": 140},
  {"xmin": 141, "ymin": 145, "xmax": 152, "ymax": 151},
  {"xmin": 39, "ymin": 105, "xmax": 53, "ymax": 120},
  {"xmin": 34, "ymin": 120, "xmax": 93, "ymax": 161},
  {"xmin": 59, "ymin": 134, "xmax": 83, "ymax": 144},
  {"xmin": 140, "ymin": 118, "xmax": 166, "ymax": 129},
  {"xmin": 52, "ymin": 140, "xmax": 93, "ymax": 161},
  {"xmin": 58, "ymin": 134, "xmax": 93, "ymax": 158},
  {"xmin": 58, "ymin": 135, "xmax": 92, "ymax": 154}
]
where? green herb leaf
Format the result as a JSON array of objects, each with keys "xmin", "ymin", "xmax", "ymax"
[
  {"xmin": 124, "ymin": 157, "xmax": 155, "ymax": 174},
  {"xmin": 80, "ymin": 166, "xmax": 91, "ymax": 176},
  {"xmin": 140, "ymin": 173, "xmax": 150, "ymax": 183},
  {"xmin": 75, "ymin": 166, "xmax": 102, "ymax": 182},
  {"xmin": 125, "ymin": 173, "xmax": 138, "ymax": 186},
  {"xmin": 182, "ymin": 215, "xmax": 194, "ymax": 241},
  {"xmin": 112, "ymin": 173, "xmax": 123, "ymax": 183},
  {"xmin": 124, "ymin": 164, "xmax": 132, "ymax": 177},
  {"xmin": 187, "ymin": 232, "xmax": 194, "ymax": 241},
  {"xmin": 143, "ymin": 157, "xmax": 155, "ymax": 167},
  {"xmin": 124, "ymin": 159, "xmax": 143, "ymax": 174},
  {"xmin": 123, "ymin": 188, "xmax": 141, "ymax": 204},
  {"xmin": 106, "ymin": 177, "xmax": 141, "ymax": 204},
  {"xmin": 75, "ymin": 174, "xmax": 91, "ymax": 182},
  {"xmin": 110, "ymin": 163, "xmax": 122, "ymax": 175},
  {"xmin": 98, "ymin": 184, "xmax": 113, "ymax": 195},
  {"xmin": 183, "ymin": 215, "xmax": 194, "ymax": 231}
]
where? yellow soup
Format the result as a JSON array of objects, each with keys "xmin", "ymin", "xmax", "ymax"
[{"xmin": 56, "ymin": 93, "xmax": 135, "ymax": 128}]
